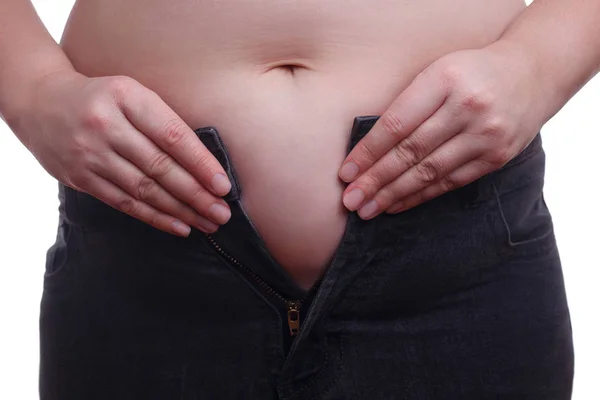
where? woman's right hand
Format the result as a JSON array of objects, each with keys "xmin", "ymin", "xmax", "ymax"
[{"xmin": 17, "ymin": 70, "xmax": 232, "ymax": 236}]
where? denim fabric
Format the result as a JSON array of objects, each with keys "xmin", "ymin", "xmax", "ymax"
[{"xmin": 40, "ymin": 116, "xmax": 573, "ymax": 399}]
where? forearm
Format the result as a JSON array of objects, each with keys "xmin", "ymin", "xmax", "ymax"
[
  {"xmin": 0, "ymin": 0, "xmax": 76, "ymax": 127},
  {"xmin": 493, "ymin": 0, "xmax": 600, "ymax": 120}
]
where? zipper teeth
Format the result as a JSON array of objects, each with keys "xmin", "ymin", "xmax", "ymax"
[{"xmin": 204, "ymin": 234, "xmax": 301, "ymax": 306}]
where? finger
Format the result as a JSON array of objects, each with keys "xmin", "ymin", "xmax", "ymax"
[
  {"xmin": 107, "ymin": 120, "xmax": 231, "ymax": 225},
  {"xmin": 84, "ymin": 172, "xmax": 194, "ymax": 237},
  {"xmin": 339, "ymin": 66, "xmax": 450, "ymax": 182},
  {"xmin": 342, "ymin": 100, "xmax": 467, "ymax": 211},
  {"xmin": 357, "ymin": 133, "xmax": 485, "ymax": 220},
  {"xmin": 118, "ymin": 86, "xmax": 231, "ymax": 197},
  {"xmin": 386, "ymin": 159, "xmax": 492, "ymax": 214},
  {"xmin": 90, "ymin": 152, "xmax": 219, "ymax": 233}
]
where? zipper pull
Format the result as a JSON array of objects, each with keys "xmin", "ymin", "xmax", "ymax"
[{"xmin": 287, "ymin": 301, "xmax": 301, "ymax": 336}]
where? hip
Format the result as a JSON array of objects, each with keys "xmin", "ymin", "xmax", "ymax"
[{"xmin": 41, "ymin": 124, "xmax": 573, "ymax": 398}]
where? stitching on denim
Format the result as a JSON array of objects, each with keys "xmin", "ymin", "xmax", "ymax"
[
  {"xmin": 493, "ymin": 177, "xmax": 542, "ymax": 198},
  {"xmin": 234, "ymin": 199, "xmax": 295, "ymax": 287},
  {"xmin": 290, "ymin": 232, "xmax": 386, "ymax": 396},
  {"xmin": 202, "ymin": 237, "xmax": 282, "ymax": 368},
  {"xmin": 209, "ymin": 242, "xmax": 281, "ymax": 314},
  {"xmin": 285, "ymin": 341, "xmax": 330, "ymax": 398},
  {"xmin": 488, "ymin": 142, "xmax": 544, "ymax": 199},
  {"xmin": 279, "ymin": 215, "xmax": 368, "ymax": 397},
  {"xmin": 332, "ymin": 244, "xmax": 389, "ymax": 317},
  {"xmin": 309, "ymin": 334, "xmax": 346, "ymax": 400},
  {"xmin": 493, "ymin": 136, "xmax": 542, "ymax": 175},
  {"xmin": 304, "ymin": 225, "xmax": 418, "ymax": 399},
  {"xmin": 492, "ymin": 182, "xmax": 512, "ymax": 246},
  {"xmin": 491, "ymin": 181, "xmax": 555, "ymax": 257},
  {"xmin": 292, "ymin": 246, "xmax": 388, "ymax": 398}
]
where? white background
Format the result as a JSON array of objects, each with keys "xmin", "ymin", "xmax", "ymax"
[{"xmin": 0, "ymin": 1, "xmax": 598, "ymax": 399}]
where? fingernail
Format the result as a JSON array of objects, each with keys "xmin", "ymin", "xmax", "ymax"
[
  {"xmin": 358, "ymin": 200, "xmax": 379, "ymax": 220},
  {"xmin": 387, "ymin": 202, "xmax": 404, "ymax": 214},
  {"xmin": 209, "ymin": 203, "xmax": 231, "ymax": 224},
  {"xmin": 172, "ymin": 220, "xmax": 191, "ymax": 236},
  {"xmin": 196, "ymin": 215, "xmax": 219, "ymax": 233},
  {"xmin": 339, "ymin": 162, "xmax": 359, "ymax": 182},
  {"xmin": 343, "ymin": 188, "xmax": 365, "ymax": 211},
  {"xmin": 211, "ymin": 173, "xmax": 231, "ymax": 196}
]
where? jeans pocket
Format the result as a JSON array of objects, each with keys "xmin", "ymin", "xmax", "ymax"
[{"xmin": 488, "ymin": 138, "xmax": 557, "ymax": 259}]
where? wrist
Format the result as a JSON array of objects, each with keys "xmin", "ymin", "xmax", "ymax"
[
  {"xmin": 484, "ymin": 38, "xmax": 565, "ymax": 124},
  {"xmin": 2, "ymin": 67, "xmax": 81, "ymax": 136}
]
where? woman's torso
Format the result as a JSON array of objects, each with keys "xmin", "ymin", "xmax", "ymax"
[{"xmin": 59, "ymin": 0, "xmax": 526, "ymax": 289}]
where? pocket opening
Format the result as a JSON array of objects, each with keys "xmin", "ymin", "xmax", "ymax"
[{"xmin": 490, "ymin": 181, "xmax": 556, "ymax": 258}]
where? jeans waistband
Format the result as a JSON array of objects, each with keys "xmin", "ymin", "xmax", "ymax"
[{"xmin": 57, "ymin": 116, "xmax": 543, "ymax": 295}]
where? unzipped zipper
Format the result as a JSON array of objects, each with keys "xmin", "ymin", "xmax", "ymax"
[{"xmin": 204, "ymin": 233, "xmax": 314, "ymax": 336}]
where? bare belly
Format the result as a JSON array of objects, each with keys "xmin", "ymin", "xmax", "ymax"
[{"xmin": 59, "ymin": 0, "xmax": 526, "ymax": 289}]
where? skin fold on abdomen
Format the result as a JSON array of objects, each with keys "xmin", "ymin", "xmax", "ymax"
[{"xmin": 59, "ymin": 0, "xmax": 526, "ymax": 289}]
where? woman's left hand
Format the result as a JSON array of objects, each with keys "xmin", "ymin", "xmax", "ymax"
[{"xmin": 339, "ymin": 39, "xmax": 548, "ymax": 219}]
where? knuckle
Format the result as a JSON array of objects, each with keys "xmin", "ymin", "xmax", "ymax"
[
  {"xmin": 115, "ymin": 196, "xmax": 138, "ymax": 215},
  {"xmin": 356, "ymin": 142, "xmax": 378, "ymax": 165},
  {"xmin": 482, "ymin": 116, "xmax": 507, "ymax": 137},
  {"xmin": 376, "ymin": 187, "xmax": 393, "ymax": 205},
  {"xmin": 415, "ymin": 159, "xmax": 439, "ymax": 184},
  {"xmin": 146, "ymin": 151, "xmax": 174, "ymax": 179},
  {"xmin": 440, "ymin": 175, "xmax": 458, "ymax": 192},
  {"xmin": 81, "ymin": 105, "xmax": 111, "ymax": 131},
  {"xmin": 362, "ymin": 174, "xmax": 383, "ymax": 193},
  {"xmin": 68, "ymin": 170, "xmax": 91, "ymax": 188},
  {"xmin": 398, "ymin": 137, "xmax": 428, "ymax": 164},
  {"xmin": 416, "ymin": 191, "xmax": 427, "ymax": 205},
  {"xmin": 161, "ymin": 119, "xmax": 188, "ymax": 148},
  {"xmin": 380, "ymin": 111, "xmax": 407, "ymax": 139},
  {"xmin": 135, "ymin": 175, "xmax": 157, "ymax": 201},
  {"xmin": 440, "ymin": 64, "xmax": 460, "ymax": 86},
  {"xmin": 188, "ymin": 185, "xmax": 211, "ymax": 206},
  {"xmin": 145, "ymin": 212, "xmax": 162, "ymax": 230},
  {"xmin": 106, "ymin": 75, "xmax": 136, "ymax": 98},
  {"xmin": 421, "ymin": 117, "xmax": 445, "ymax": 135},
  {"xmin": 189, "ymin": 150, "xmax": 214, "ymax": 173},
  {"xmin": 487, "ymin": 147, "xmax": 511, "ymax": 168},
  {"xmin": 460, "ymin": 90, "xmax": 492, "ymax": 113},
  {"xmin": 393, "ymin": 140, "xmax": 422, "ymax": 167}
]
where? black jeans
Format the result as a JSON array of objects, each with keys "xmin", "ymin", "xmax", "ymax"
[{"xmin": 40, "ymin": 116, "xmax": 574, "ymax": 399}]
